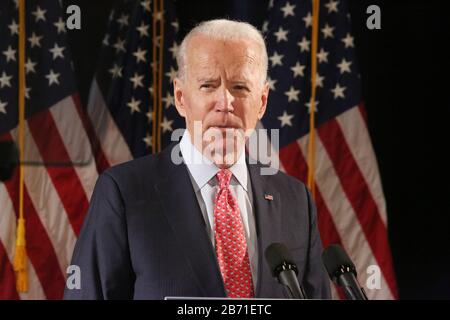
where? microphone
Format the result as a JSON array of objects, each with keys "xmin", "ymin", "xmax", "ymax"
[
  {"xmin": 264, "ymin": 242, "xmax": 307, "ymax": 299},
  {"xmin": 322, "ymin": 244, "xmax": 368, "ymax": 300}
]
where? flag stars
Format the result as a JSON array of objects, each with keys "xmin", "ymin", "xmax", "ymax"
[
  {"xmin": 3, "ymin": 46, "xmax": 16, "ymax": 63},
  {"xmin": 325, "ymin": 0, "xmax": 339, "ymax": 13},
  {"xmin": 303, "ymin": 12, "xmax": 313, "ymax": 28},
  {"xmin": 169, "ymin": 42, "xmax": 179, "ymax": 59},
  {"xmin": 143, "ymin": 134, "xmax": 153, "ymax": 148},
  {"xmin": 102, "ymin": 34, "xmax": 110, "ymax": 46},
  {"xmin": 162, "ymin": 92, "xmax": 174, "ymax": 108},
  {"xmin": 141, "ymin": 0, "xmax": 151, "ymax": 12},
  {"xmin": 8, "ymin": 20, "xmax": 19, "ymax": 36},
  {"xmin": 274, "ymin": 27, "xmax": 289, "ymax": 42},
  {"xmin": 136, "ymin": 22, "xmax": 149, "ymax": 37},
  {"xmin": 315, "ymin": 73, "xmax": 325, "ymax": 87},
  {"xmin": 280, "ymin": 2, "xmax": 296, "ymax": 17},
  {"xmin": 133, "ymin": 47, "xmax": 147, "ymax": 63},
  {"xmin": 113, "ymin": 38, "xmax": 126, "ymax": 53},
  {"xmin": 291, "ymin": 61, "xmax": 305, "ymax": 77},
  {"xmin": 284, "ymin": 86, "xmax": 300, "ymax": 102},
  {"xmin": 171, "ymin": 21, "xmax": 180, "ymax": 33},
  {"xmin": 305, "ymin": 100, "xmax": 319, "ymax": 113},
  {"xmin": 317, "ymin": 48, "xmax": 329, "ymax": 63},
  {"xmin": 165, "ymin": 67, "xmax": 177, "ymax": 82},
  {"xmin": 129, "ymin": 72, "xmax": 144, "ymax": 89},
  {"xmin": 153, "ymin": 35, "xmax": 162, "ymax": 47},
  {"xmin": 267, "ymin": 77, "xmax": 277, "ymax": 91},
  {"xmin": 261, "ymin": 21, "xmax": 269, "ymax": 35},
  {"xmin": 54, "ymin": 17, "xmax": 66, "ymax": 33},
  {"xmin": 278, "ymin": 111, "xmax": 294, "ymax": 127},
  {"xmin": 146, "ymin": 110, "xmax": 153, "ymax": 122},
  {"xmin": 331, "ymin": 83, "xmax": 346, "ymax": 99},
  {"xmin": 28, "ymin": 32, "xmax": 43, "ymax": 48},
  {"xmin": 337, "ymin": 58, "xmax": 352, "ymax": 74},
  {"xmin": 45, "ymin": 70, "xmax": 60, "ymax": 86},
  {"xmin": 0, "ymin": 100, "xmax": 7, "ymax": 114},
  {"xmin": 109, "ymin": 63, "xmax": 123, "ymax": 78},
  {"xmin": 32, "ymin": 6, "xmax": 47, "ymax": 22},
  {"xmin": 25, "ymin": 58, "xmax": 37, "ymax": 74},
  {"xmin": 0, "ymin": 72, "xmax": 12, "ymax": 88},
  {"xmin": 160, "ymin": 116, "xmax": 174, "ymax": 133},
  {"xmin": 117, "ymin": 14, "xmax": 129, "ymax": 28},
  {"xmin": 297, "ymin": 36, "xmax": 310, "ymax": 52},
  {"xmin": 269, "ymin": 51, "xmax": 284, "ymax": 67},
  {"xmin": 342, "ymin": 33, "xmax": 355, "ymax": 48},
  {"xmin": 49, "ymin": 43, "xmax": 65, "ymax": 60},
  {"xmin": 25, "ymin": 87, "xmax": 31, "ymax": 99},
  {"xmin": 108, "ymin": 10, "xmax": 115, "ymax": 22},
  {"xmin": 154, "ymin": 12, "xmax": 163, "ymax": 21},
  {"xmin": 127, "ymin": 97, "xmax": 141, "ymax": 114},
  {"xmin": 321, "ymin": 23, "xmax": 335, "ymax": 39}
]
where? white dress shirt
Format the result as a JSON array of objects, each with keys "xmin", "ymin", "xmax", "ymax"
[{"xmin": 179, "ymin": 130, "xmax": 258, "ymax": 289}]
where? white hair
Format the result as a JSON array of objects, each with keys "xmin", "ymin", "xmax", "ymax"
[{"xmin": 176, "ymin": 19, "xmax": 268, "ymax": 84}]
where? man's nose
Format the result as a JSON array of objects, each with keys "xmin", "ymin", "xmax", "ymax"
[{"xmin": 214, "ymin": 86, "xmax": 235, "ymax": 113}]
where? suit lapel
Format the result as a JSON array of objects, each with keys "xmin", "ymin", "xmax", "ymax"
[
  {"xmin": 154, "ymin": 144, "xmax": 284, "ymax": 298},
  {"xmin": 248, "ymin": 163, "xmax": 283, "ymax": 297},
  {"xmin": 155, "ymin": 144, "xmax": 226, "ymax": 297}
]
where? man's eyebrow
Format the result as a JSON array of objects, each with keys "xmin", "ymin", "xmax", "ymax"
[
  {"xmin": 196, "ymin": 77, "xmax": 220, "ymax": 82},
  {"xmin": 229, "ymin": 76, "xmax": 251, "ymax": 84},
  {"xmin": 231, "ymin": 79, "xmax": 249, "ymax": 84}
]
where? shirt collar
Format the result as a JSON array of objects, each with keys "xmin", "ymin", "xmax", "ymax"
[{"xmin": 179, "ymin": 130, "xmax": 248, "ymax": 191}]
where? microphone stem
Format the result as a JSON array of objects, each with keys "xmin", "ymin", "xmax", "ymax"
[
  {"xmin": 278, "ymin": 270, "xmax": 307, "ymax": 299},
  {"xmin": 338, "ymin": 274, "xmax": 368, "ymax": 300}
]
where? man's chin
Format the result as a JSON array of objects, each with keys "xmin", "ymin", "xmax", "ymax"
[
  {"xmin": 202, "ymin": 140, "xmax": 243, "ymax": 167},
  {"xmin": 212, "ymin": 152, "xmax": 241, "ymax": 168}
]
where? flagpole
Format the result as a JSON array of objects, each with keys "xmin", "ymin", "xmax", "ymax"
[
  {"xmin": 14, "ymin": 0, "xmax": 28, "ymax": 293},
  {"xmin": 157, "ymin": 0, "xmax": 165, "ymax": 152},
  {"xmin": 307, "ymin": 0, "xmax": 320, "ymax": 199},
  {"xmin": 151, "ymin": 0, "xmax": 158, "ymax": 153}
]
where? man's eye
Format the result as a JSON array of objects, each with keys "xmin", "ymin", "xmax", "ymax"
[
  {"xmin": 200, "ymin": 84, "xmax": 213, "ymax": 89},
  {"xmin": 234, "ymin": 85, "xmax": 249, "ymax": 91}
]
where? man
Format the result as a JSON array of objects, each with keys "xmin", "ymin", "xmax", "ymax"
[{"xmin": 64, "ymin": 19, "xmax": 330, "ymax": 299}]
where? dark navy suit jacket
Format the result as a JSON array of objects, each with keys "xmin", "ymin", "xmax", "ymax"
[{"xmin": 64, "ymin": 143, "xmax": 331, "ymax": 299}]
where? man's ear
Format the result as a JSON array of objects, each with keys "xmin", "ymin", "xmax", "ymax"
[
  {"xmin": 257, "ymin": 81, "xmax": 270, "ymax": 120},
  {"xmin": 173, "ymin": 77, "xmax": 186, "ymax": 118}
]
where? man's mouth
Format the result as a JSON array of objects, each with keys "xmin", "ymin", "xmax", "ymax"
[{"xmin": 208, "ymin": 125, "xmax": 241, "ymax": 130}]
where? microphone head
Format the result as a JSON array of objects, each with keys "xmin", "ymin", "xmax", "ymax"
[
  {"xmin": 265, "ymin": 243, "xmax": 298, "ymax": 277},
  {"xmin": 322, "ymin": 244, "xmax": 357, "ymax": 282}
]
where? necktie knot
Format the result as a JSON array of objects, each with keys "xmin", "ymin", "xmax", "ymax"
[{"xmin": 216, "ymin": 169, "xmax": 232, "ymax": 189}]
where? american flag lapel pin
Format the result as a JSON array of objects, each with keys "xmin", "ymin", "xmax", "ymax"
[{"xmin": 264, "ymin": 194, "xmax": 273, "ymax": 201}]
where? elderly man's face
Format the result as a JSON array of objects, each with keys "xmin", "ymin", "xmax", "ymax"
[{"xmin": 174, "ymin": 35, "xmax": 269, "ymax": 167}]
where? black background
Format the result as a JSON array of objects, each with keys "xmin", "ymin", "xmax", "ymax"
[{"xmin": 63, "ymin": 0, "xmax": 450, "ymax": 299}]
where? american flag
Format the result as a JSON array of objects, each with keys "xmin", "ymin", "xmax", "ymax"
[
  {"xmin": 261, "ymin": 0, "xmax": 398, "ymax": 299},
  {"xmin": 86, "ymin": 0, "xmax": 181, "ymax": 170},
  {"xmin": 0, "ymin": 0, "xmax": 98, "ymax": 299}
]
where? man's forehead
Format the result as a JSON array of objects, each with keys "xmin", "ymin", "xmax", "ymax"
[
  {"xmin": 187, "ymin": 35, "xmax": 259, "ymax": 62},
  {"xmin": 186, "ymin": 36, "xmax": 260, "ymax": 74},
  {"xmin": 190, "ymin": 62, "xmax": 255, "ymax": 83}
]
